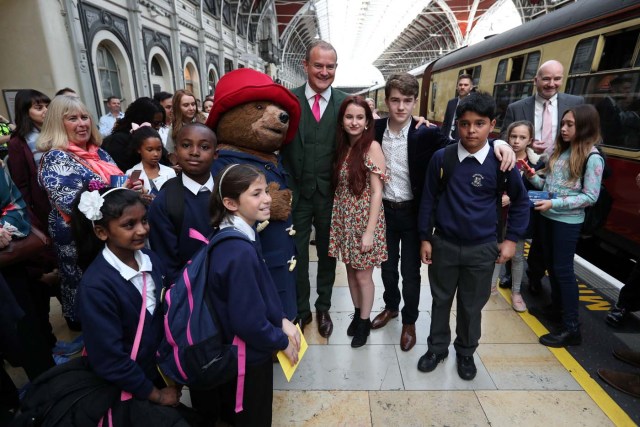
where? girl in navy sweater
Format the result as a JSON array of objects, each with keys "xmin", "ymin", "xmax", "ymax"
[
  {"xmin": 71, "ymin": 182, "xmax": 189, "ymax": 424},
  {"xmin": 208, "ymin": 164, "xmax": 300, "ymax": 426}
]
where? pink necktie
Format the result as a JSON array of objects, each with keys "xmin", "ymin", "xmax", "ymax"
[
  {"xmin": 312, "ymin": 93, "xmax": 321, "ymax": 122},
  {"xmin": 541, "ymin": 100, "xmax": 553, "ymax": 148}
]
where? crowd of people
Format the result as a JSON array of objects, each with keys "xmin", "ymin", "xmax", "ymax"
[{"xmin": 0, "ymin": 37, "xmax": 637, "ymax": 426}]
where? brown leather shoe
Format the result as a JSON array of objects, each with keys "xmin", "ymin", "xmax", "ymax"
[
  {"xmin": 371, "ymin": 309, "xmax": 399, "ymax": 329},
  {"xmin": 613, "ymin": 348, "xmax": 640, "ymax": 368},
  {"xmin": 316, "ymin": 310, "xmax": 333, "ymax": 338},
  {"xmin": 598, "ymin": 369, "xmax": 640, "ymax": 398},
  {"xmin": 400, "ymin": 324, "xmax": 416, "ymax": 351}
]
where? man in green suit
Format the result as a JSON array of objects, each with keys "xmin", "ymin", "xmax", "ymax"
[{"xmin": 281, "ymin": 40, "xmax": 348, "ymax": 338}]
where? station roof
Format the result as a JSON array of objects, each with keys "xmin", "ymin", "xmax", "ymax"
[{"xmin": 274, "ymin": 0, "xmax": 563, "ymax": 85}]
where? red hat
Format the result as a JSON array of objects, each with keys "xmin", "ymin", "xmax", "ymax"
[{"xmin": 205, "ymin": 68, "xmax": 301, "ymax": 144}]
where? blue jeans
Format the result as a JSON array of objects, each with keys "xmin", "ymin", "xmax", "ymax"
[{"xmin": 539, "ymin": 215, "xmax": 582, "ymax": 331}]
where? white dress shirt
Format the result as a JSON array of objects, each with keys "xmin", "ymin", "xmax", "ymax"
[
  {"xmin": 182, "ymin": 173, "xmax": 214, "ymax": 196},
  {"xmin": 382, "ymin": 119, "xmax": 413, "ymax": 202},
  {"xmin": 304, "ymin": 84, "xmax": 332, "ymax": 119},
  {"xmin": 534, "ymin": 93, "xmax": 558, "ymax": 142},
  {"xmin": 457, "ymin": 140, "xmax": 491, "ymax": 164},
  {"xmin": 102, "ymin": 246, "xmax": 156, "ymax": 313}
]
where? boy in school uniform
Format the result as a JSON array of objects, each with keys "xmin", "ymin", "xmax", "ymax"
[
  {"xmin": 148, "ymin": 123, "xmax": 218, "ymax": 283},
  {"xmin": 417, "ymin": 92, "xmax": 529, "ymax": 380},
  {"xmin": 373, "ymin": 74, "xmax": 515, "ymax": 352}
]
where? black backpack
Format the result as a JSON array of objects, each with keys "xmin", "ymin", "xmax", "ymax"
[{"xmin": 581, "ymin": 147, "xmax": 613, "ymax": 236}]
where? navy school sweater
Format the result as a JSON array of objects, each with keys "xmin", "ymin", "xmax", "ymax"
[
  {"xmin": 207, "ymin": 235, "xmax": 289, "ymax": 365},
  {"xmin": 148, "ymin": 182, "xmax": 214, "ymax": 283},
  {"xmin": 77, "ymin": 249, "xmax": 165, "ymax": 399},
  {"xmin": 418, "ymin": 145, "xmax": 529, "ymax": 244}
]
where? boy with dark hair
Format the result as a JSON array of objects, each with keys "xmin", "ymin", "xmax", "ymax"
[
  {"xmin": 148, "ymin": 123, "xmax": 218, "ymax": 283},
  {"xmin": 372, "ymin": 76, "xmax": 515, "ymax": 352},
  {"xmin": 417, "ymin": 91, "xmax": 529, "ymax": 380}
]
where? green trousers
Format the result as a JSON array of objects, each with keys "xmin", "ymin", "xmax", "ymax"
[{"xmin": 292, "ymin": 191, "xmax": 336, "ymax": 317}]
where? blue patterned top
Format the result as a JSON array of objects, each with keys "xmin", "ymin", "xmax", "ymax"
[{"xmin": 529, "ymin": 147, "xmax": 604, "ymax": 224}]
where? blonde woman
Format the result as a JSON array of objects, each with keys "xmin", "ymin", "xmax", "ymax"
[{"xmin": 37, "ymin": 95, "xmax": 123, "ymax": 329}]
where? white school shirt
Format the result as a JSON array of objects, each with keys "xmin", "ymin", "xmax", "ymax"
[
  {"xmin": 102, "ymin": 246, "xmax": 156, "ymax": 313},
  {"xmin": 219, "ymin": 215, "xmax": 256, "ymax": 241},
  {"xmin": 182, "ymin": 173, "xmax": 214, "ymax": 195},
  {"xmin": 126, "ymin": 163, "xmax": 177, "ymax": 193}
]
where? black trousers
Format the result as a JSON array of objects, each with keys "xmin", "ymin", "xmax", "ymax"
[
  {"xmin": 380, "ymin": 202, "xmax": 421, "ymax": 324},
  {"xmin": 219, "ymin": 358, "xmax": 273, "ymax": 427},
  {"xmin": 617, "ymin": 262, "xmax": 640, "ymax": 311}
]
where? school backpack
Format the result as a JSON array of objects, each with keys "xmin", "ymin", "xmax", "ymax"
[
  {"xmin": 157, "ymin": 227, "xmax": 247, "ymax": 391},
  {"xmin": 436, "ymin": 142, "xmax": 509, "ymax": 241},
  {"xmin": 581, "ymin": 147, "xmax": 613, "ymax": 236}
]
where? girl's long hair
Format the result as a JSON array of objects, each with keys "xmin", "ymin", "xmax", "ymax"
[
  {"xmin": 71, "ymin": 186, "xmax": 144, "ymax": 271},
  {"xmin": 546, "ymin": 104, "xmax": 601, "ymax": 182},
  {"xmin": 171, "ymin": 89, "xmax": 207, "ymax": 142},
  {"xmin": 210, "ymin": 164, "xmax": 264, "ymax": 228},
  {"xmin": 332, "ymin": 96, "xmax": 375, "ymax": 196},
  {"xmin": 37, "ymin": 95, "xmax": 102, "ymax": 152},
  {"xmin": 13, "ymin": 89, "xmax": 50, "ymax": 140}
]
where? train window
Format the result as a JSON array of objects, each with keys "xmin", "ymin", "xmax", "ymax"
[
  {"xmin": 493, "ymin": 82, "xmax": 534, "ymax": 130},
  {"xmin": 460, "ymin": 66, "xmax": 482, "ymax": 86},
  {"xmin": 567, "ymin": 72, "xmax": 640, "ymax": 150},
  {"xmin": 495, "ymin": 59, "xmax": 507, "ymax": 84},
  {"xmin": 570, "ymin": 37, "xmax": 597, "ymax": 74},
  {"xmin": 431, "ymin": 82, "xmax": 437, "ymax": 113},
  {"xmin": 510, "ymin": 56, "xmax": 525, "ymax": 82},
  {"xmin": 523, "ymin": 52, "xmax": 541, "ymax": 80},
  {"xmin": 599, "ymin": 29, "xmax": 640, "ymax": 71}
]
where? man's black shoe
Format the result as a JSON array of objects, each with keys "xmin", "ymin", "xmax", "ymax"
[
  {"xmin": 499, "ymin": 275, "xmax": 512, "ymax": 289},
  {"xmin": 456, "ymin": 354, "xmax": 477, "ymax": 380},
  {"xmin": 606, "ymin": 305, "xmax": 628, "ymax": 328},
  {"xmin": 417, "ymin": 350, "xmax": 448, "ymax": 373},
  {"xmin": 539, "ymin": 329, "xmax": 581, "ymax": 347}
]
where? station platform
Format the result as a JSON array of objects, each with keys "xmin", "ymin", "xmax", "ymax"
[
  {"xmin": 5, "ymin": 244, "xmax": 638, "ymax": 426},
  {"xmin": 267, "ymin": 245, "xmax": 638, "ymax": 426}
]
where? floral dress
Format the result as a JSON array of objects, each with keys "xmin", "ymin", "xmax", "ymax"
[
  {"xmin": 329, "ymin": 155, "xmax": 389, "ymax": 270},
  {"xmin": 38, "ymin": 149, "xmax": 116, "ymax": 321}
]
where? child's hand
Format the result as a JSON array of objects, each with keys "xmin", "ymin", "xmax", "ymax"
[
  {"xmin": 496, "ymin": 240, "xmax": 516, "ymax": 264},
  {"xmin": 534, "ymin": 199, "xmax": 553, "ymax": 212},
  {"xmin": 282, "ymin": 318, "xmax": 300, "ymax": 351},
  {"xmin": 420, "ymin": 241, "xmax": 432, "ymax": 264},
  {"xmin": 149, "ymin": 386, "xmax": 181, "ymax": 407},
  {"xmin": 517, "ymin": 159, "xmax": 536, "ymax": 177},
  {"xmin": 0, "ymin": 228, "xmax": 11, "ymax": 249},
  {"xmin": 283, "ymin": 341, "xmax": 299, "ymax": 366},
  {"xmin": 501, "ymin": 194, "xmax": 511, "ymax": 207},
  {"xmin": 361, "ymin": 231, "xmax": 374, "ymax": 253}
]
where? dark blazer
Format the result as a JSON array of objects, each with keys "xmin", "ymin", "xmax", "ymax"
[
  {"xmin": 7, "ymin": 135, "xmax": 51, "ymax": 232},
  {"xmin": 502, "ymin": 93, "xmax": 584, "ymax": 136},
  {"xmin": 280, "ymin": 85, "xmax": 348, "ymax": 198},
  {"xmin": 375, "ymin": 118, "xmax": 449, "ymax": 205},
  {"xmin": 441, "ymin": 98, "xmax": 459, "ymax": 141}
]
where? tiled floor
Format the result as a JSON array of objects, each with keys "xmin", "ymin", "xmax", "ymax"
[
  {"xmin": 5, "ymin": 247, "xmax": 617, "ymax": 426},
  {"xmin": 270, "ymin": 248, "xmax": 615, "ymax": 426}
]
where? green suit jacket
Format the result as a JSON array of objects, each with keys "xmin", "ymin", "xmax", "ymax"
[{"xmin": 281, "ymin": 85, "xmax": 348, "ymax": 203}]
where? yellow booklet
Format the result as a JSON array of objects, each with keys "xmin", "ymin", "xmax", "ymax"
[{"xmin": 276, "ymin": 324, "xmax": 308, "ymax": 381}]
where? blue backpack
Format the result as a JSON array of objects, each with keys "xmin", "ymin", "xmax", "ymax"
[{"xmin": 157, "ymin": 227, "xmax": 248, "ymax": 390}]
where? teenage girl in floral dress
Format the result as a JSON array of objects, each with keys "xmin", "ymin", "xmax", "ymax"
[{"xmin": 329, "ymin": 96, "xmax": 388, "ymax": 348}]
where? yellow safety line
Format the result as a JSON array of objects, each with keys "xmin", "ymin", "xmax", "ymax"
[{"xmin": 497, "ymin": 286, "xmax": 636, "ymax": 427}]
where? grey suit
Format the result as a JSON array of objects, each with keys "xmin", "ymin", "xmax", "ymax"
[{"xmin": 502, "ymin": 93, "xmax": 584, "ymax": 139}]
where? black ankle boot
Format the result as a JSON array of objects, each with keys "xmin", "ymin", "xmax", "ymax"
[
  {"xmin": 606, "ymin": 305, "xmax": 628, "ymax": 328},
  {"xmin": 351, "ymin": 318, "xmax": 371, "ymax": 348},
  {"xmin": 347, "ymin": 308, "xmax": 361, "ymax": 337}
]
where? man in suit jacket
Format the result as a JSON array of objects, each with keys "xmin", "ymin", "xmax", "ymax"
[
  {"xmin": 281, "ymin": 40, "xmax": 348, "ymax": 338},
  {"xmin": 502, "ymin": 60, "xmax": 584, "ymax": 154},
  {"xmin": 501, "ymin": 59, "xmax": 584, "ymax": 295},
  {"xmin": 441, "ymin": 74, "xmax": 474, "ymax": 142}
]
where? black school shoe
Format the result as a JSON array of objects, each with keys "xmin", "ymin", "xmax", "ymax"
[
  {"xmin": 606, "ymin": 305, "xmax": 628, "ymax": 328},
  {"xmin": 539, "ymin": 329, "xmax": 582, "ymax": 347},
  {"xmin": 456, "ymin": 354, "xmax": 477, "ymax": 380},
  {"xmin": 499, "ymin": 275, "xmax": 512, "ymax": 289},
  {"xmin": 417, "ymin": 350, "xmax": 448, "ymax": 372}
]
